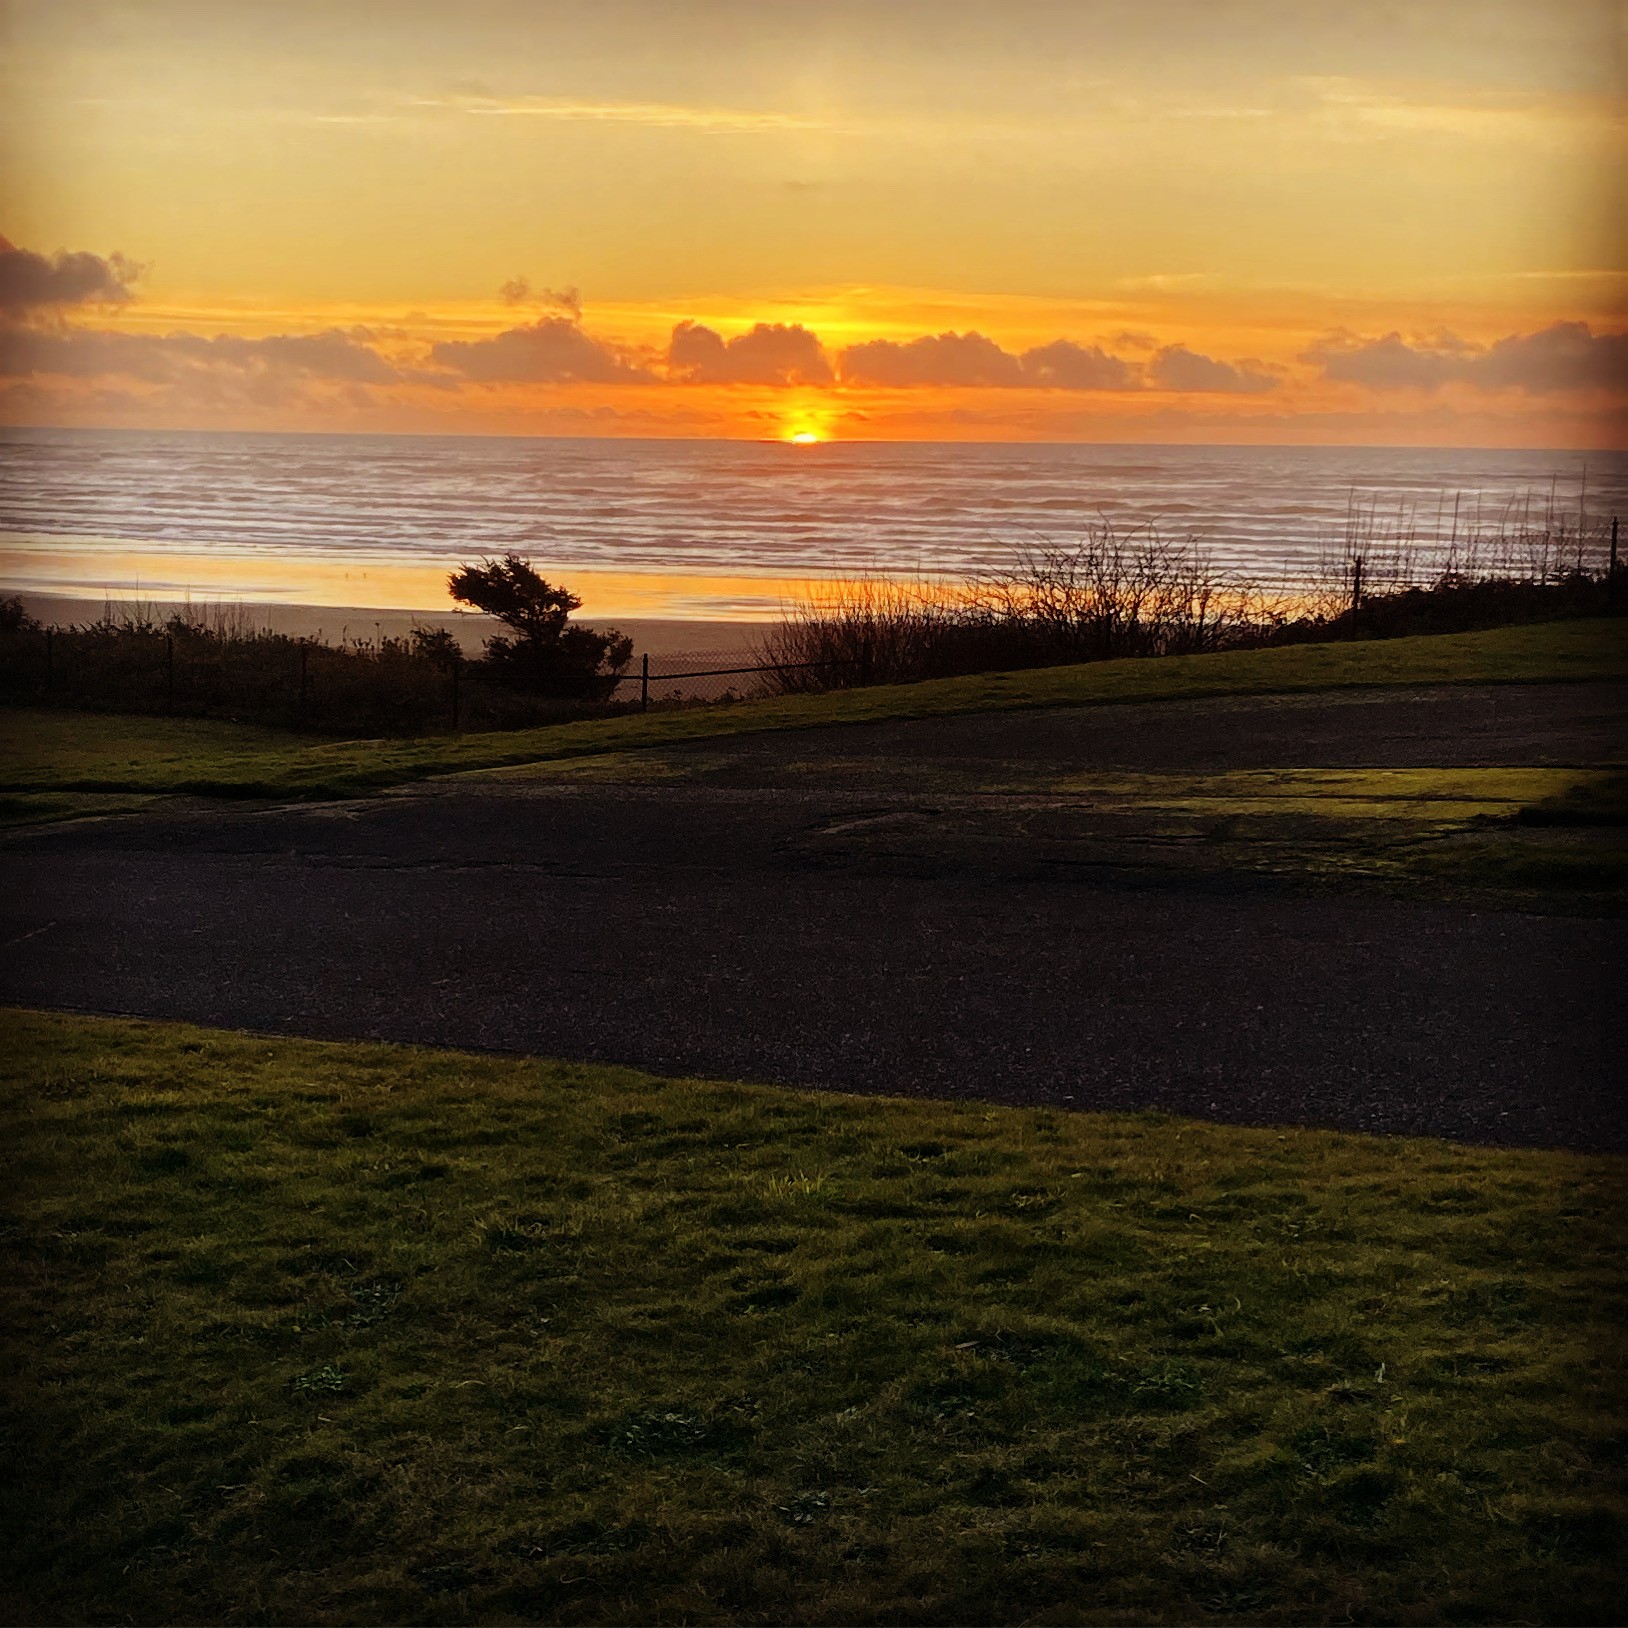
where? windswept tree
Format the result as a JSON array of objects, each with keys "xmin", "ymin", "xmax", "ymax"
[
  {"xmin": 0, "ymin": 596, "xmax": 40, "ymax": 633},
  {"xmin": 447, "ymin": 555, "xmax": 632, "ymax": 699}
]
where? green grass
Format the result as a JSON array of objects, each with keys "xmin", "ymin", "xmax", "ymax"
[
  {"xmin": 3, "ymin": 619, "xmax": 1622, "ymax": 803},
  {"xmin": 473, "ymin": 728, "xmax": 1628, "ymax": 911},
  {"xmin": 4, "ymin": 1009, "xmax": 1624, "ymax": 1625},
  {"xmin": 1048, "ymin": 767, "xmax": 1618, "ymax": 820},
  {"xmin": 0, "ymin": 708, "xmax": 316, "ymax": 782},
  {"xmin": 1036, "ymin": 769, "xmax": 1628, "ymax": 904},
  {"xmin": 1042, "ymin": 768, "xmax": 1628, "ymax": 907},
  {"xmin": 0, "ymin": 710, "xmax": 318, "ymax": 823},
  {"xmin": 493, "ymin": 753, "xmax": 1626, "ymax": 908}
]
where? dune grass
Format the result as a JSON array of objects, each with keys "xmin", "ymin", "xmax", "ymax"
[
  {"xmin": 1, "ymin": 619, "xmax": 1621, "ymax": 804},
  {"xmin": 4, "ymin": 1009, "xmax": 1624, "ymax": 1625}
]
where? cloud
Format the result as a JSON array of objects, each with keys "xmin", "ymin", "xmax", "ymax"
[
  {"xmin": 1296, "ymin": 76, "xmax": 1602, "ymax": 147},
  {"xmin": 0, "ymin": 236, "xmax": 411, "ymax": 408},
  {"xmin": 0, "ymin": 235, "xmax": 141, "ymax": 314},
  {"xmin": 667, "ymin": 320, "xmax": 832, "ymax": 386},
  {"xmin": 839, "ymin": 330, "xmax": 1138, "ymax": 391},
  {"xmin": 1303, "ymin": 330, "xmax": 1455, "ymax": 390},
  {"xmin": 409, "ymin": 94, "xmax": 826, "ymax": 133},
  {"xmin": 1476, "ymin": 324, "xmax": 1628, "ymax": 392},
  {"xmin": 840, "ymin": 331, "xmax": 1027, "ymax": 388},
  {"xmin": 1020, "ymin": 340, "xmax": 1136, "ymax": 390},
  {"xmin": 0, "ymin": 324, "xmax": 413, "ymax": 421},
  {"xmin": 1305, "ymin": 322, "xmax": 1628, "ymax": 394},
  {"xmin": 499, "ymin": 277, "xmax": 582, "ymax": 318},
  {"xmin": 430, "ymin": 316, "xmax": 650, "ymax": 383},
  {"xmin": 228, "ymin": 330, "xmax": 399, "ymax": 383},
  {"xmin": 1116, "ymin": 272, "xmax": 1220, "ymax": 292},
  {"xmin": 1147, "ymin": 345, "xmax": 1276, "ymax": 394},
  {"xmin": 0, "ymin": 325, "xmax": 399, "ymax": 385}
]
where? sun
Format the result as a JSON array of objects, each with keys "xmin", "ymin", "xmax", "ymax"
[{"xmin": 787, "ymin": 429, "xmax": 822, "ymax": 445}]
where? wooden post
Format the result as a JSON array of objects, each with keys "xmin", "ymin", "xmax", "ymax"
[
  {"xmin": 1610, "ymin": 516, "xmax": 1619, "ymax": 609},
  {"xmin": 44, "ymin": 627, "xmax": 53, "ymax": 700},
  {"xmin": 298, "ymin": 640, "xmax": 309, "ymax": 719},
  {"xmin": 450, "ymin": 654, "xmax": 461, "ymax": 731},
  {"xmin": 165, "ymin": 633, "xmax": 175, "ymax": 712},
  {"xmin": 640, "ymin": 652, "xmax": 649, "ymax": 712},
  {"xmin": 1349, "ymin": 556, "xmax": 1363, "ymax": 637}
]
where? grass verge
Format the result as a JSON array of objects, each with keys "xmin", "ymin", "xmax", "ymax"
[
  {"xmin": 500, "ymin": 755, "xmax": 1625, "ymax": 910},
  {"xmin": 4, "ymin": 1009, "xmax": 1623, "ymax": 1625},
  {"xmin": 0, "ymin": 790, "xmax": 167, "ymax": 827},
  {"xmin": 2, "ymin": 618, "xmax": 1622, "ymax": 803},
  {"xmin": 1047, "ymin": 766, "xmax": 1621, "ymax": 819}
]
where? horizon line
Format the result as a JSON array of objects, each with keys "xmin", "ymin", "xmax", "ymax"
[{"xmin": 0, "ymin": 422, "xmax": 1621, "ymax": 458}]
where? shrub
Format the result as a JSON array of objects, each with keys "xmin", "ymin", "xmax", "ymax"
[{"xmin": 448, "ymin": 556, "xmax": 632, "ymax": 700}]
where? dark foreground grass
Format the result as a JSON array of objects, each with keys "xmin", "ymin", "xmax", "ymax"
[
  {"xmin": 3, "ymin": 618, "xmax": 1622, "ymax": 803},
  {"xmin": 4, "ymin": 1011, "xmax": 1624, "ymax": 1625}
]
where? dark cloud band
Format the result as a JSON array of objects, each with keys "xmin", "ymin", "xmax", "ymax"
[
  {"xmin": 429, "ymin": 317, "xmax": 651, "ymax": 383},
  {"xmin": 0, "ymin": 236, "xmax": 140, "ymax": 314},
  {"xmin": 668, "ymin": 321, "xmax": 832, "ymax": 386},
  {"xmin": 1305, "ymin": 322, "xmax": 1628, "ymax": 395}
]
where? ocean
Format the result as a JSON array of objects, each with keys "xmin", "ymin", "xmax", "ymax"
[{"xmin": 1, "ymin": 428, "xmax": 1622, "ymax": 621}]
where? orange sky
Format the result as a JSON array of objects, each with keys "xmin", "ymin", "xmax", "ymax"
[{"xmin": 2, "ymin": 0, "xmax": 1624, "ymax": 446}]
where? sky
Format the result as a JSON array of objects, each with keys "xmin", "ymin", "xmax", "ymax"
[{"xmin": 1, "ymin": 0, "xmax": 1624, "ymax": 446}]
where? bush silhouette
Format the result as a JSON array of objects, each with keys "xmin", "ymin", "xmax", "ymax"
[
  {"xmin": 0, "ymin": 596, "xmax": 39, "ymax": 634},
  {"xmin": 448, "ymin": 556, "xmax": 632, "ymax": 699}
]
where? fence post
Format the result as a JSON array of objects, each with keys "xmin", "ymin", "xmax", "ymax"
[
  {"xmin": 1349, "ymin": 556, "xmax": 1363, "ymax": 637},
  {"xmin": 165, "ymin": 633, "xmax": 175, "ymax": 712},
  {"xmin": 1610, "ymin": 516, "xmax": 1619, "ymax": 609},
  {"xmin": 450, "ymin": 654, "xmax": 461, "ymax": 731},
  {"xmin": 640, "ymin": 652, "xmax": 649, "ymax": 713},
  {"xmin": 44, "ymin": 627, "xmax": 53, "ymax": 700},
  {"xmin": 298, "ymin": 640, "xmax": 309, "ymax": 720}
]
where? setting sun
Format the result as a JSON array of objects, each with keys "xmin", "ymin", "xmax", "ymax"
[{"xmin": 787, "ymin": 429, "xmax": 822, "ymax": 445}]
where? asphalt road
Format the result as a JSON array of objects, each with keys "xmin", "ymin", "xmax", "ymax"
[{"xmin": 3, "ymin": 682, "xmax": 1623, "ymax": 1150}]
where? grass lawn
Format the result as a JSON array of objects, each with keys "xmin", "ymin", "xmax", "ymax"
[
  {"xmin": 1033, "ymin": 767, "xmax": 1628, "ymax": 907},
  {"xmin": 2, "ymin": 619, "xmax": 1622, "ymax": 803},
  {"xmin": 4, "ymin": 1009, "xmax": 1624, "ymax": 1625},
  {"xmin": 0, "ymin": 710, "xmax": 318, "ymax": 825},
  {"xmin": 488, "ymin": 753, "xmax": 1628, "ymax": 910},
  {"xmin": 0, "ymin": 708, "xmax": 315, "ymax": 781}
]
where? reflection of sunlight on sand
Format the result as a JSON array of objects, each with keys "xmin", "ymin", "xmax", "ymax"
[{"xmin": 0, "ymin": 535, "xmax": 825, "ymax": 622}]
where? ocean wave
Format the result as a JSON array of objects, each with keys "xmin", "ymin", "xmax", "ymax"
[{"xmin": 2, "ymin": 428, "xmax": 1619, "ymax": 591}]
